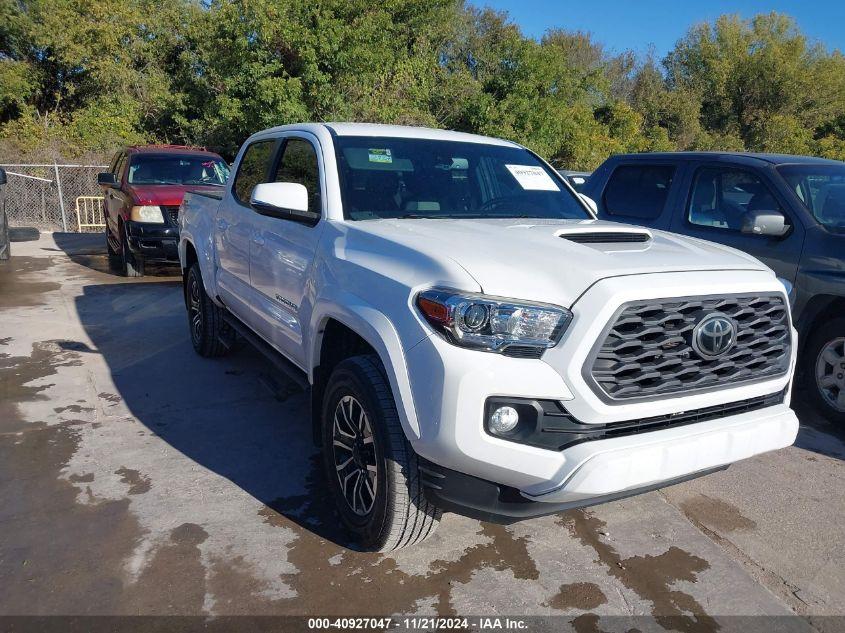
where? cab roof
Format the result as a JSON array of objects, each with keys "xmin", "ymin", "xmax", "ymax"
[
  {"xmin": 253, "ymin": 122, "xmax": 522, "ymax": 148},
  {"xmin": 607, "ymin": 151, "xmax": 845, "ymax": 167}
]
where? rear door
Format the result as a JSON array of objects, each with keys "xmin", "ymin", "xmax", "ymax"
[
  {"xmin": 669, "ymin": 163, "xmax": 804, "ymax": 283},
  {"xmin": 215, "ymin": 138, "xmax": 278, "ymax": 323},
  {"xmin": 249, "ymin": 134, "xmax": 326, "ymax": 367},
  {"xmin": 591, "ymin": 161, "xmax": 684, "ymax": 230}
]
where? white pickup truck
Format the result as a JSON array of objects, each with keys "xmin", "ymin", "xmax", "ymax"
[{"xmin": 179, "ymin": 123, "xmax": 799, "ymax": 551}]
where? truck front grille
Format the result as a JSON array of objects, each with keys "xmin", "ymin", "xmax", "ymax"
[{"xmin": 587, "ymin": 293, "xmax": 790, "ymax": 400}]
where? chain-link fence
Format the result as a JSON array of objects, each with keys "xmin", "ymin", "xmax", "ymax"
[{"xmin": 0, "ymin": 164, "xmax": 107, "ymax": 232}]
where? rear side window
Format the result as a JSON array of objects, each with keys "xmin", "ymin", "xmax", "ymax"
[
  {"xmin": 603, "ymin": 165, "xmax": 675, "ymax": 220},
  {"xmin": 233, "ymin": 140, "xmax": 275, "ymax": 203},
  {"xmin": 274, "ymin": 138, "xmax": 322, "ymax": 215}
]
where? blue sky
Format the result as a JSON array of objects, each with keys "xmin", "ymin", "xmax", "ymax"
[{"xmin": 477, "ymin": 0, "xmax": 845, "ymax": 58}]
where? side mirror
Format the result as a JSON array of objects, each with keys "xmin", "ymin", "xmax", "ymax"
[
  {"xmin": 0, "ymin": 167, "xmax": 6, "ymax": 185},
  {"xmin": 578, "ymin": 193, "xmax": 598, "ymax": 215},
  {"xmin": 251, "ymin": 182, "xmax": 318, "ymax": 225},
  {"xmin": 97, "ymin": 172, "xmax": 118, "ymax": 187},
  {"xmin": 741, "ymin": 210, "xmax": 789, "ymax": 237}
]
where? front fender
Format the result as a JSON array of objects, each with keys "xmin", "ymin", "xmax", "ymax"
[
  {"xmin": 179, "ymin": 196, "xmax": 220, "ymax": 306},
  {"xmin": 309, "ymin": 290, "xmax": 428, "ymax": 441}
]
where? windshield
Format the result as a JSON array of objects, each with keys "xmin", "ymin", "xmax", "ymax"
[
  {"xmin": 128, "ymin": 154, "xmax": 230, "ymax": 186},
  {"xmin": 333, "ymin": 136, "xmax": 590, "ymax": 221},
  {"xmin": 777, "ymin": 164, "xmax": 845, "ymax": 229}
]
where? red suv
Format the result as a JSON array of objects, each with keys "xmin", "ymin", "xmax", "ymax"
[{"xmin": 98, "ymin": 145, "xmax": 230, "ymax": 276}]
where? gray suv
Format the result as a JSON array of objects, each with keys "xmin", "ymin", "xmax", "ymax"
[{"xmin": 584, "ymin": 152, "xmax": 845, "ymax": 424}]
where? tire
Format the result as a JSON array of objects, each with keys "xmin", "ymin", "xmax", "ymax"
[
  {"xmin": 185, "ymin": 262, "xmax": 232, "ymax": 358},
  {"xmin": 120, "ymin": 223, "xmax": 145, "ymax": 277},
  {"xmin": 106, "ymin": 224, "xmax": 120, "ymax": 270},
  {"xmin": 321, "ymin": 355, "xmax": 441, "ymax": 551},
  {"xmin": 801, "ymin": 317, "xmax": 845, "ymax": 425}
]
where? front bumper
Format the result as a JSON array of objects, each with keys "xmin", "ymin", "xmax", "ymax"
[
  {"xmin": 125, "ymin": 220, "xmax": 179, "ymax": 261},
  {"xmin": 420, "ymin": 403, "xmax": 797, "ymax": 522},
  {"xmin": 421, "ymin": 460, "xmax": 729, "ymax": 524}
]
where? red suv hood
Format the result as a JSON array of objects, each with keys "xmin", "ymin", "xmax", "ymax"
[{"xmin": 128, "ymin": 184, "xmax": 224, "ymax": 206}]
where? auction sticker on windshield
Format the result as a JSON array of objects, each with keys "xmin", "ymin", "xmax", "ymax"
[
  {"xmin": 505, "ymin": 164, "xmax": 560, "ymax": 191},
  {"xmin": 369, "ymin": 149, "xmax": 393, "ymax": 164}
]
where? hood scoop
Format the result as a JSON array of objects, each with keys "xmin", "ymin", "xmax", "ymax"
[{"xmin": 557, "ymin": 228, "xmax": 652, "ymax": 244}]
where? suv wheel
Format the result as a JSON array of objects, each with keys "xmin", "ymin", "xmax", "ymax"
[
  {"xmin": 321, "ymin": 355, "xmax": 441, "ymax": 551},
  {"xmin": 120, "ymin": 224, "xmax": 145, "ymax": 277},
  {"xmin": 803, "ymin": 317, "xmax": 845, "ymax": 425},
  {"xmin": 185, "ymin": 262, "xmax": 231, "ymax": 357}
]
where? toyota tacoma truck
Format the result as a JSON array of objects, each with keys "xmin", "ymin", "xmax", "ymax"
[{"xmin": 178, "ymin": 123, "xmax": 799, "ymax": 551}]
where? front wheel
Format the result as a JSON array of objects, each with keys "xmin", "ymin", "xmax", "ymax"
[
  {"xmin": 802, "ymin": 317, "xmax": 845, "ymax": 425},
  {"xmin": 322, "ymin": 355, "xmax": 441, "ymax": 551},
  {"xmin": 106, "ymin": 224, "xmax": 120, "ymax": 270},
  {"xmin": 120, "ymin": 224, "xmax": 145, "ymax": 277}
]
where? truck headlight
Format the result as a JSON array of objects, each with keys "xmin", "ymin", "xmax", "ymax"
[
  {"xmin": 416, "ymin": 287, "xmax": 572, "ymax": 355},
  {"xmin": 130, "ymin": 205, "xmax": 165, "ymax": 223}
]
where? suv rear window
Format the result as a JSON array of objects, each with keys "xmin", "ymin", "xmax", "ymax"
[{"xmin": 603, "ymin": 165, "xmax": 675, "ymax": 220}]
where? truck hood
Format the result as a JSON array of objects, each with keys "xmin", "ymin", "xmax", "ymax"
[
  {"xmin": 352, "ymin": 218, "xmax": 770, "ymax": 306},
  {"xmin": 129, "ymin": 184, "xmax": 224, "ymax": 206}
]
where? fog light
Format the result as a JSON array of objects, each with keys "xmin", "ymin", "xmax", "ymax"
[{"xmin": 489, "ymin": 405, "xmax": 519, "ymax": 434}]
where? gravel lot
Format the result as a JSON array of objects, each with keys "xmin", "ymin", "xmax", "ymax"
[{"xmin": 1, "ymin": 232, "xmax": 844, "ymax": 631}]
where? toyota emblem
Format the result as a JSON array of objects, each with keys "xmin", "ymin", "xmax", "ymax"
[{"xmin": 692, "ymin": 313, "xmax": 737, "ymax": 358}]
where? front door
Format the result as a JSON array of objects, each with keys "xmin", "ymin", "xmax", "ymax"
[
  {"xmin": 215, "ymin": 139, "xmax": 277, "ymax": 321},
  {"xmin": 249, "ymin": 134, "xmax": 325, "ymax": 367},
  {"xmin": 670, "ymin": 164, "xmax": 805, "ymax": 283},
  {"xmin": 104, "ymin": 152, "xmax": 129, "ymax": 240}
]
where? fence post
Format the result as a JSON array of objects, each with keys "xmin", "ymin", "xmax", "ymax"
[{"xmin": 53, "ymin": 161, "xmax": 68, "ymax": 232}]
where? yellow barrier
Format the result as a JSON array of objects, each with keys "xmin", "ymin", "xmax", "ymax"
[{"xmin": 75, "ymin": 196, "xmax": 105, "ymax": 231}]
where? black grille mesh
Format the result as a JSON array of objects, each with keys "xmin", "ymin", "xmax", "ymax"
[
  {"xmin": 589, "ymin": 294, "xmax": 790, "ymax": 400},
  {"xmin": 163, "ymin": 205, "xmax": 179, "ymax": 226}
]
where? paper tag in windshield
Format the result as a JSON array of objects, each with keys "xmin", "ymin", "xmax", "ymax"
[
  {"xmin": 505, "ymin": 164, "xmax": 559, "ymax": 191},
  {"xmin": 368, "ymin": 148, "xmax": 392, "ymax": 164}
]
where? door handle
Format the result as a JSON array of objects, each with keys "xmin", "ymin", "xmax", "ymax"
[{"xmin": 217, "ymin": 218, "xmax": 229, "ymax": 231}]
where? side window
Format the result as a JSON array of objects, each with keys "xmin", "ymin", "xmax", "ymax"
[
  {"xmin": 108, "ymin": 152, "xmax": 121, "ymax": 173},
  {"xmin": 603, "ymin": 165, "xmax": 674, "ymax": 220},
  {"xmin": 688, "ymin": 167, "xmax": 787, "ymax": 232},
  {"xmin": 233, "ymin": 140, "xmax": 275, "ymax": 203},
  {"xmin": 113, "ymin": 154, "xmax": 127, "ymax": 180},
  {"xmin": 274, "ymin": 138, "xmax": 322, "ymax": 214}
]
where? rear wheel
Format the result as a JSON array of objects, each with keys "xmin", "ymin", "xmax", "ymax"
[
  {"xmin": 321, "ymin": 355, "xmax": 441, "ymax": 551},
  {"xmin": 120, "ymin": 223, "xmax": 145, "ymax": 277},
  {"xmin": 185, "ymin": 262, "xmax": 231, "ymax": 358},
  {"xmin": 803, "ymin": 317, "xmax": 845, "ymax": 425}
]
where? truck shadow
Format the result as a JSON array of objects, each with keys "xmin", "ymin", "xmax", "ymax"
[{"xmin": 73, "ymin": 281, "xmax": 355, "ymax": 548}]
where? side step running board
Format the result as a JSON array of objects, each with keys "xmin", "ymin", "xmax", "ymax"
[{"xmin": 223, "ymin": 311, "xmax": 310, "ymax": 392}]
